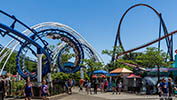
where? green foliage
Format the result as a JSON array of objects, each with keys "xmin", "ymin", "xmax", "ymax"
[
  {"xmin": 0, "ymin": 48, "xmax": 38, "ymax": 74},
  {"xmin": 51, "ymin": 71, "xmax": 88, "ymax": 84},
  {"xmin": 12, "ymin": 80, "xmax": 25, "ymax": 96},
  {"xmin": 135, "ymin": 47, "xmax": 172, "ymax": 68},
  {"xmin": 122, "ymin": 52, "xmax": 143, "ymax": 61},
  {"xmin": 102, "ymin": 46, "xmax": 172, "ymax": 70},
  {"xmin": 0, "ymin": 49, "xmax": 17, "ymax": 74},
  {"xmin": 81, "ymin": 59, "xmax": 103, "ymax": 80},
  {"xmin": 104, "ymin": 60, "xmax": 134, "ymax": 71},
  {"xmin": 51, "ymin": 72, "xmax": 70, "ymax": 81},
  {"xmin": 25, "ymin": 57, "xmax": 37, "ymax": 72},
  {"xmin": 102, "ymin": 46, "xmax": 123, "ymax": 57},
  {"xmin": 83, "ymin": 59, "xmax": 103, "ymax": 72},
  {"xmin": 14, "ymin": 80, "xmax": 25, "ymax": 90}
]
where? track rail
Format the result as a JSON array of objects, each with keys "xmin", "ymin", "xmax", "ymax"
[
  {"xmin": 116, "ymin": 30, "xmax": 177, "ymax": 59},
  {"xmin": 113, "ymin": 4, "xmax": 173, "ymax": 60}
]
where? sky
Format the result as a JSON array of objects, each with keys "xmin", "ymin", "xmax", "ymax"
[{"xmin": 1, "ymin": 0, "xmax": 177, "ymax": 64}]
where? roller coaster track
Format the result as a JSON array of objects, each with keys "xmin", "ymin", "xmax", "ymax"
[
  {"xmin": 113, "ymin": 4, "xmax": 173, "ymax": 61},
  {"xmin": 116, "ymin": 30, "xmax": 177, "ymax": 59},
  {"xmin": 0, "ymin": 10, "xmax": 52, "ymax": 79},
  {"xmin": 0, "ymin": 9, "xmax": 103, "ymax": 77}
]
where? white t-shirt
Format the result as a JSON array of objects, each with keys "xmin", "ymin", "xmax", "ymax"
[
  {"xmin": 118, "ymin": 82, "xmax": 122, "ymax": 88},
  {"xmin": 87, "ymin": 82, "xmax": 91, "ymax": 88}
]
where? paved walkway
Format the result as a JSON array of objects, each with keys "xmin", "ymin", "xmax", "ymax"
[
  {"xmin": 5, "ymin": 87, "xmax": 177, "ymax": 100},
  {"xmin": 72, "ymin": 88, "xmax": 160, "ymax": 100}
]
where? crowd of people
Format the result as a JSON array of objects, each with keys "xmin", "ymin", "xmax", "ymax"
[
  {"xmin": 1, "ymin": 75, "xmax": 177, "ymax": 100},
  {"xmin": 78, "ymin": 78, "xmax": 122, "ymax": 95}
]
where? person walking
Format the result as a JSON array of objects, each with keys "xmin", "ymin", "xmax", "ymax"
[
  {"xmin": 112, "ymin": 79, "xmax": 117, "ymax": 95},
  {"xmin": 100, "ymin": 82, "xmax": 104, "ymax": 93},
  {"xmin": 24, "ymin": 77, "xmax": 34, "ymax": 100},
  {"xmin": 65, "ymin": 81, "xmax": 69, "ymax": 94},
  {"xmin": 0, "ymin": 76, "xmax": 5, "ymax": 100},
  {"xmin": 157, "ymin": 79, "xmax": 162, "ymax": 99},
  {"xmin": 68, "ymin": 78, "xmax": 74, "ymax": 94},
  {"xmin": 79, "ymin": 78, "xmax": 84, "ymax": 92},
  {"xmin": 87, "ymin": 80, "xmax": 92, "ymax": 95},
  {"xmin": 104, "ymin": 79, "xmax": 108, "ymax": 92},
  {"xmin": 93, "ymin": 79, "xmax": 99, "ymax": 94},
  {"xmin": 168, "ymin": 77, "xmax": 174, "ymax": 100},
  {"xmin": 40, "ymin": 80, "xmax": 50, "ymax": 100},
  {"xmin": 118, "ymin": 81, "xmax": 122, "ymax": 94},
  {"xmin": 159, "ymin": 78, "xmax": 168, "ymax": 100}
]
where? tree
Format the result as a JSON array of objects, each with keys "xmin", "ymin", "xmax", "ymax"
[
  {"xmin": 0, "ymin": 49, "xmax": 17, "ymax": 74},
  {"xmin": 25, "ymin": 57, "xmax": 37, "ymax": 72},
  {"xmin": 82, "ymin": 59, "xmax": 103, "ymax": 80},
  {"xmin": 135, "ymin": 47, "xmax": 173, "ymax": 68},
  {"xmin": 102, "ymin": 46, "xmax": 123, "ymax": 59},
  {"xmin": 102, "ymin": 46, "xmax": 135, "ymax": 71}
]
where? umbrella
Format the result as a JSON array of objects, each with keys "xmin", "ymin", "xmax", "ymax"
[
  {"xmin": 110, "ymin": 68, "xmax": 132, "ymax": 74},
  {"xmin": 93, "ymin": 70, "xmax": 108, "ymax": 74},
  {"xmin": 99, "ymin": 75, "xmax": 106, "ymax": 78},
  {"xmin": 107, "ymin": 73, "xmax": 120, "ymax": 77},
  {"xmin": 127, "ymin": 74, "xmax": 141, "ymax": 78},
  {"xmin": 12, "ymin": 75, "xmax": 17, "ymax": 77},
  {"xmin": 92, "ymin": 75, "xmax": 97, "ymax": 78}
]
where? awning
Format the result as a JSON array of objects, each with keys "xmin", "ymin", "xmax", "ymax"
[
  {"xmin": 110, "ymin": 68, "xmax": 133, "ymax": 74},
  {"xmin": 127, "ymin": 74, "xmax": 141, "ymax": 78},
  {"xmin": 93, "ymin": 70, "xmax": 108, "ymax": 74},
  {"xmin": 107, "ymin": 73, "xmax": 120, "ymax": 77}
]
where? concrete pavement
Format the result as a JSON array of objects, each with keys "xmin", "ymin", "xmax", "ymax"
[{"xmin": 5, "ymin": 87, "xmax": 177, "ymax": 100}]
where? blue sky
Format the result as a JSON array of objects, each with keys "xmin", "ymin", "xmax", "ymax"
[{"xmin": 1, "ymin": 0, "xmax": 177, "ymax": 64}]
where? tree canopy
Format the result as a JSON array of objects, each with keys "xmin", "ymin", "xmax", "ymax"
[{"xmin": 102, "ymin": 46, "xmax": 173, "ymax": 71}]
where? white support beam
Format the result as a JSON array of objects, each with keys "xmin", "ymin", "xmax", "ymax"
[{"xmin": 37, "ymin": 54, "xmax": 43, "ymax": 85}]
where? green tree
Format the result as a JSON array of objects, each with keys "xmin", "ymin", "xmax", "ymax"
[
  {"xmin": 82, "ymin": 59, "xmax": 103, "ymax": 80},
  {"xmin": 136, "ymin": 47, "xmax": 173, "ymax": 68},
  {"xmin": 0, "ymin": 49, "xmax": 17, "ymax": 74},
  {"xmin": 102, "ymin": 46, "xmax": 134, "ymax": 71},
  {"xmin": 102, "ymin": 46, "xmax": 123, "ymax": 58}
]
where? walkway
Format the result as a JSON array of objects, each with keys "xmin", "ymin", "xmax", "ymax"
[{"xmin": 5, "ymin": 88, "xmax": 177, "ymax": 100}]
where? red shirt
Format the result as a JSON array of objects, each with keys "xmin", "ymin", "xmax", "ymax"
[{"xmin": 80, "ymin": 79, "xmax": 84, "ymax": 84}]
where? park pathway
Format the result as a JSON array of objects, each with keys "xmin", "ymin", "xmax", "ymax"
[{"xmin": 6, "ymin": 87, "xmax": 177, "ymax": 100}]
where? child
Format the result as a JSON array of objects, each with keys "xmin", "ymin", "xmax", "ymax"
[{"xmin": 40, "ymin": 80, "xmax": 50, "ymax": 100}]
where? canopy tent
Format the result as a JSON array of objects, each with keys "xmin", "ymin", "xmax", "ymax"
[
  {"xmin": 127, "ymin": 74, "xmax": 141, "ymax": 78},
  {"xmin": 110, "ymin": 68, "xmax": 133, "ymax": 74},
  {"xmin": 93, "ymin": 70, "xmax": 108, "ymax": 74}
]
